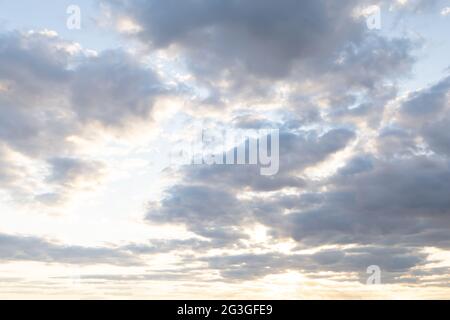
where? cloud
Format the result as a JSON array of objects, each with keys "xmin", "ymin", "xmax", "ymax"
[
  {"xmin": 70, "ymin": 50, "xmax": 165, "ymax": 127},
  {"xmin": 146, "ymin": 127, "xmax": 355, "ymax": 243},
  {"xmin": 46, "ymin": 157, "xmax": 105, "ymax": 187},
  {"xmin": 148, "ymin": 184, "xmax": 249, "ymax": 245},
  {"xmin": 397, "ymin": 74, "xmax": 450, "ymax": 156},
  {"xmin": 105, "ymin": 0, "xmax": 366, "ymax": 79},
  {"xmin": 0, "ymin": 30, "xmax": 168, "ymax": 205},
  {"xmin": 29, "ymin": 157, "xmax": 107, "ymax": 205},
  {"xmin": 401, "ymin": 75, "xmax": 450, "ymax": 117},
  {"xmin": 86, "ymin": 0, "xmax": 450, "ymax": 288},
  {"xmin": 103, "ymin": 0, "xmax": 419, "ymax": 115},
  {"xmin": 281, "ymin": 156, "xmax": 450, "ymax": 249},
  {"xmin": 143, "ymin": 102, "xmax": 450, "ymax": 283},
  {"xmin": 391, "ymin": 0, "xmax": 440, "ymax": 13},
  {"xmin": 2, "ymin": 0, "xmax": 449, "ymax": 293},
  {"xmin": 198, "ymin": 246, "xmax": 429, "ymax": 283},
  {"xmin": 422, "ymin": 117, "xmax": 450, "ymax": 156},
  {"xmin": 0, "ymin": 233, "xmax": 140, "ymax": 265}
]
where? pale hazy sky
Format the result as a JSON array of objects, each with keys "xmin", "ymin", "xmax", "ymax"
[{"xmin": 1, "ymin": 0, "xmax": 450, "ymax": 299}]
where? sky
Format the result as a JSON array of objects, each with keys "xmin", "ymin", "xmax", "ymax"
[{"xmin": 1, "ymin": 0, "xmax": 450, "ymax": 299}]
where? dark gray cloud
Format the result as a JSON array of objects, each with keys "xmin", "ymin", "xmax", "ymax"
[
  {"xmin": 147, "ymin": 128, "xmax": 355, "ymax": 243},
  {"xmin": 104, "ymin": 0, "xmax": 418, "ymax": 125},
  {"xmin": 30, "ymin": 157, "xmax": 107, "ymax": 204},
  {"xmin": 182, "ymin": 128, "xmax": 355, "ymax": 190},
  {"xmin": 146, "ymin": 127, "xmax": 450, "ymax": 283},
  {"xmin": 0, "ymin": 31, "xmax": 165, "ymax": 152},
  {"xmin": 422, "ymin": 117, "xmax": 450, "ymax": 156},
  {"xmin": 148, "ymin": 184, "xmax": 249, "ymax": 245},
  {"xmin": 281, "ymin": 156, "xmax": 450, "ymax": 249},
  {"xmin": 397, "ymin": 74, "xmax": 450, "ymax": 157},
  {"xmin": 70, "ymin": 50, "xmax": 165, "ymax": 127},
  {"xmin": 106, "ymin": 0, "xmax": 365, "ymax": 79},
  {"xmin": 198, "ymin": 246, "xmax": 428, "ymax": 283},
  {"xmin": 46, "ymin": 157, "xmax": 105, "ymax": 186},
  {"xmin": 0, "ymin": 31, "xmax": 167, "ymax": 204},
  {"xmin": 375, "ymin": 127, "xmax": 419, "ymax": 158},
  {"xmin": 338, "ymin": 154, "xmax": 374, "ymax": 176},
  {"xmin": 102, "ymin": 2, "xmax": 418, "ymax": 136},
  {"xmin": 0, "ymin": 233, "xmax": 141, "ymax": 265},
  {"xmin": 0, "ymin": 32, "xmax": 73, "ymax": 157},
  {"xmin": 403, "ymin": 75, "xmax": 450, "ymax": 158},
  {"xmin": 401, "ymin": 75, "xmax": 450, "ymax": 117},
  {"xmin": 0, "ymin": 31, "xmax": 69, "ymax": 102}
]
